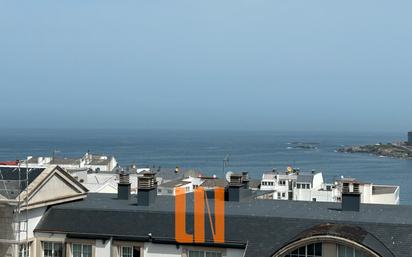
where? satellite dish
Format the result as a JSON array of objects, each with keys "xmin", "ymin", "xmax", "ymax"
[{"xmin": 225, "ymin": 171, "xmax": 234, "ymax": 182}]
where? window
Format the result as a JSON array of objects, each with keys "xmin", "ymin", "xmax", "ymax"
[
  {"xmin": 19, "ymin": 243, "xmax": 30, "ymax": 257},
  {"xmin": 297, "ymin": 184, "xmax": 301, "ymax": 189},
  {"xmin": 72, "ymin": 244, "xmax": 92, "ymax": 257},
  {"xmin": 284, "ymin": 243, "xmax": 371, "ymax": 257},
  {"xmin": 284, "ymin": 243, "xmax": 322, "ymax": 257},
  {"xmin": 43, "ymin": 242, "xmax": 63, "ymax": 257},
  {"xmin": 337, "ymin": 244, "xmax": 368, "ymax": 257},
  {"xmin": 188, "ymin": 250, "xmax": 222, "ymax": 257},
  {"xmin": 120, "ymin": 246, "xmax": 141, "ymax": 257},
  {"xmin": 205, "ymin": 252, "xmax": 222, "ymax": 257},
  {"xmin": 188, "ymin": 251, "xmax": 203, "ymax": 257},
  {"xmin": 121, "ymin": 246, "xmax": 132, "ymax": 257},
  {"xmin": 282, "ymin": 193, "xmax": 286, "ymax": 197},
  {"xmin": 343, "ymin": 183, "xmax": 349, "ymax": 192}
]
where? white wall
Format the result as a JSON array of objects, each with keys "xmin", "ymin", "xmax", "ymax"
[
  {"xmin": 312, "ymin": 173, "xmax": 324, "ymax": 189},
  {"xmin": 226, "ymin": 248, "xmax": 245, "ymax": 257},
  {"xmin": 30, "ymin": 234, "xmax": 244, "ymax": 257},
  {"xmin": 144, "ymin": 243, "xmax": 181, "ymax": 257},
  {"xmin": 95, "ymin": 239, "xmax": 111, "ymax": 257},
  {"xmin": 370, "ymin": 193, "xmax": 399, "ymax": 205},
  {"xmin": 17, "ymin": 207, "xmax": 47, "ymax": 241},
  {"xmin": 310, "ymin": 190, "xmax": 334, "ymax": 202},
  {"xmin": 361, "ymin": 184, "xmax": 372, "ymax": 203},
  {"xmin": 96, "ymin": 184, "xmax": 118, "ymax": 194},
  {"xmin": 293, "ymin": 189, "xmax": 312, "ymax": 201}
]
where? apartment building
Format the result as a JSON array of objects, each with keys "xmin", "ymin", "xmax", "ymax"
[
  {"xmin": 0, "ymin": 165, "xmax": 88, "ymax": 257},
  {"xmin": 27, "ymin": 173, "xmax": 412, "ymax": 257},
  {"xmin": 260, "ymin": 169, "xmax": 399, "ymax": 205}
]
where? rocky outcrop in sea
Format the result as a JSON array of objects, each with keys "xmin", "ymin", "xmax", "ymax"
[{"xmin": 337, "ymin": 142, "xmax": 412, "ymax": 160}]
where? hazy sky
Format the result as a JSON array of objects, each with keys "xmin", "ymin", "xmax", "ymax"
[{"xmin": 1, "ymin": 0, "xmax": 411, "ymax": 131}]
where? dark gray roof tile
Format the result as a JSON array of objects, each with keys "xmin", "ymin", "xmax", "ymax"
[{"xmin": 35, "ymin": 193, "xmax": 412, "ymax": 257}]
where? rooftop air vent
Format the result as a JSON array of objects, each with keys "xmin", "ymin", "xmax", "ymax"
[
  {"xmin": 117, "ymin": 168, "xmax": 131, "ymax": 200},
  {"xmin": 227, "ymin": 172, "xmax": 251, "ymax": 202},
  {"xmin": 137, "ymin": 173, "xmax": 157, "ymax": 206}
]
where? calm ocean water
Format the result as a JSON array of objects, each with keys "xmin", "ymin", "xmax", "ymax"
[{"xmin": 0, "ymin": 129, "xmax": 411, "ymax": 204}]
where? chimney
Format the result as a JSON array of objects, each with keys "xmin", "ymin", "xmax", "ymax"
[
  {"xmin": 117, "ymin": 169, "xmax": 131, "ymax": 200},
  {"xmin": 241, "ymin": 172, "xmax": 249, "ymax": 189},
  {"xmin": 137, "ymin": 173, "xmax": 157, "ymax": 206},
  {"xmin": 342, "ymin": 192, "xmax": 361, "ymax": 212},
  {"xmin": 227, "ymin": 173, "xmax": 251, "ymax": 201}
]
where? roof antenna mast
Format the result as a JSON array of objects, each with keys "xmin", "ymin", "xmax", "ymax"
[{"xmin": 223, "ymin": 154, "xmax": 231, "ymax": 178}]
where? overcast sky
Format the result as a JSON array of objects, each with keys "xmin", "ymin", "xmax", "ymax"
[{"xmin": 1, "ymin": 0, "xmax": 411, "ymax": 131}]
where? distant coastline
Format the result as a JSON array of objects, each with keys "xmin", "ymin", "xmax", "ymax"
[{"xmin": 337, "ymin": 142, "xmax": 412, "ymax": 160}]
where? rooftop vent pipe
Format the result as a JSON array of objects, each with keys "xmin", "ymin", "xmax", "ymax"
[
  {"xmin": 137, "ymin": 172, "xmax": 157, "ymax": 206},
  {"xmin": 342, "ymin": 192, "xmax": 361, "ymax": 212}
]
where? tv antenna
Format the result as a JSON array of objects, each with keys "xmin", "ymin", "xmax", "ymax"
[{"xmin": 222, "ymin": 154, "xmax": 231, "ymax": 177}]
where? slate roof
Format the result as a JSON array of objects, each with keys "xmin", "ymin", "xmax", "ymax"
[
  {"xmin": 51, "ymin": 157, "xmax": 80, "ymax": 165},
  {"xmin": 336, "ymin": 177, "xmax": 368, "ymax": 185},
  {"xmin": 88, "ymin": 155, "xmax": 113, "ymax": 166},
  {"xmin": 0, "ymin": 167, "xmax": 44, "ymax": 199},
  {"xmin": 296, "ymin": 174, "xmax": 314, "ymax": 183},
  {"xmin": 151, "ymin": 168, "xmax": 202, "ymax": 182},
  {"xmin": 200, "ymin": 178, "xmax": 227, "ymax": 188},
  {"xmin": 35, "ymin": 193, "xmax": 412, "ymax": 257},
  {"xmin": 158, "ymin": 180, "xmax": 191, "ymax": 188},
  {"xmin": 248, "ymin": 179, "xmax": 261, "ymax": 189}
]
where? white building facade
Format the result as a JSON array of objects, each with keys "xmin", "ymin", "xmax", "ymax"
[
  {"xmin": 260, "ymin": 169, "xmax": 399, "ymax": 205},
  {"xmin": 24, "ymin": 153, "xmax": 118, "ymax": 172},
  {"xmin": 29, "ymin": 234, "xmax": 245, "ymax": 257},
  {"xmin": 0, "ymin": 165, "xmax": 88, "ymax": 257}
]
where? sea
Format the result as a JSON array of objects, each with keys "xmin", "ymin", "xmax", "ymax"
[{"xmin": 0, "ymin": 129, "xmax": 411, "ymax": 204}]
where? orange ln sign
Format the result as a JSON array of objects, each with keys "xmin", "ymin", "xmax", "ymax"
[{"xmin": 175, "ymin": 187, "xmax": 225, "ymax": 244}]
